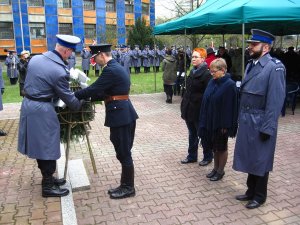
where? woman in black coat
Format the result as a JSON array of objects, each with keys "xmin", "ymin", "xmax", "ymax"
[
  {"xmin": 198, "ymin": 58, "xmax": 238, "ymax": 181},
  {"xmin": 180, "ymin": 48, "xmax": 213, "ymax": 166}
]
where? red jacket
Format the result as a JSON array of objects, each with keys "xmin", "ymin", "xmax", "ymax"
[{"xmin": 205, "ymin": 53, "xmax": 217, "ymax": 68}]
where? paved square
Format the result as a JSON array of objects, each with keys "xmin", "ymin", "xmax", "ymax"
[{"xmin": 0, "ymin": 93, "xmax": 300, "ymax": 225}]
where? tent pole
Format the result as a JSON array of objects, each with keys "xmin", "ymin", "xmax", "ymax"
[
  {"xmin": 184, "ymin": 29, "xmax": 187, "ymax": 90},
  {"xmin": 242, "ymin": 23, "xmax": 245, "ymax": 78},
  {"xmin": 154, "ymin": 36, "xmax": 157, "ymax": 92},
  {"xmin": 222, "ymin": 34, "xmax": 225, "ymax": 46}
]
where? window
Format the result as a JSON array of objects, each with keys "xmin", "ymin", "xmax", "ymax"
[
  {"xmin": 59, "ymin": 23, "xmax": 73, "ymax": 35},
  {"xmin": 0, "ymin": 22, "xmax": 14, "ymax": 39},
  {"xmin": 0, "ymin": 0, "xmax": 11, "ymax": 5},
  {"xmin": 28, "ymin": 0, "xmax": 44, "ymax": 7},
  {"xmin": 58, "ymin": 0, "xmax": 71, "ymax": 8},
  {"xmin": 106, "ymin": 24, "xmax": 117, "ymax": 42},
  {"xmin": 106, "ymin": 0, "xmax": 115, "ymax": 12},
  {"xmin": 142, "ymin": 3, "xmax": 149, "ymax": 15},
  {"xmin": 125, "ymin": 0, "xmax": 133, "ymax": 13},
  {"xmin": 83, "ymin": 0, "xmax": 95, "ymax": 10},
  {"xmin": 84, "ymin": 24, "xmax": 96, "ymax": 39},
  {"xmin": 29, "ymin": 23, "xmax": 46, "ymax": 39}
]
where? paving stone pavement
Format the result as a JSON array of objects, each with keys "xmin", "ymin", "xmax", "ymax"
[{"xmin": 0, "ymin": 93, "xmax": 300, "ymax": 225}]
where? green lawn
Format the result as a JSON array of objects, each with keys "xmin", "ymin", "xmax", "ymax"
[{"xmin": 1, "ymin": 68, "xmax": 164, "ymax": 104}]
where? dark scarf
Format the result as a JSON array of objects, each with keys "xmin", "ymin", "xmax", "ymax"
[{"xmin": 192, "ymin": 62, "xmax": 208, "ymax": 76}]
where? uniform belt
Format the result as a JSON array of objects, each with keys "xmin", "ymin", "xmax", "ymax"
[
  {"xmin": 105, "ymin": 95, "xmax": 129, "ymax": 104},
  {"xmin": 25, "ymin": 95, "xmax": 52, "ymax": 102}
]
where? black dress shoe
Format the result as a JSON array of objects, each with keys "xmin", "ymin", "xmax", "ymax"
[
  {"xmin": 110, "ymin": 186, "xmax": 135, "ymax": 199},
  {"xmin": 245, "ymin": 200, "xmax": 263, "ymax": 209},
  {"xmin": 0, "ymin": 130, "xmax": 7, "ymax": 136},
  {"xmin": 235, "ymin": 194, "xmax": 252, "ymax": 201},
  {"xmin": 107, "ymin": 185, "xmax": 121, "ymax": 194},
  {"xmin": 199, "ymin": 159, "xmax": 212, "ymax": 166},
  {"xmin": 181, "ymin": 158, "xmax": 197, "ymax": 164},
  {"xmin": 210, "ymin": 172, "xmax": 225, "ymax": 181},
  {"xmin": 42, "ymin": 185, "xmax": 69, "ymax": 197},
  {"xmin": 206, "ymin": 169, "xmax": 217, "ymax": 178}
]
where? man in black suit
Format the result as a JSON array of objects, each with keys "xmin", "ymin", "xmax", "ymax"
[{"xmin": 75, "ymin": 44, "xmax": 138, "ymax": 199}]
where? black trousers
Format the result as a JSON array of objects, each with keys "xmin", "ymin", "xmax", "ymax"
[
  {"xmin": 246, "ymin": 172, "xmax": 269, "ymax": 203},
  {"xmin": 10, "ymin": 78, "xmax": 18, "ymax": 85},
  {"xmin": 164, "ymin": 84, "xmax": 174, "ymax": 97},
  {"xmin": 37, "ymin": 159, "xmax": 56, "ymax": 177},
  {"xmin": 84, "ymin": 70, "xmax": 89, "ymax": 77},
  {"xmin": 110, "ymin": 121, "xmax": 136, "ymax": 166}
]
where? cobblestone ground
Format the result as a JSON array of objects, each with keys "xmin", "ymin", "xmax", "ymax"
[{"xmin": 0, "ymin": 93, "xmax": 300, "ymax": 225}]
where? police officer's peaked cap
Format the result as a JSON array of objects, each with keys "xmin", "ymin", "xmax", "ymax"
[
  {"xmin": 247, "ymin": 29, "xmax": 275, "ymax": 44},
  {"xmin": 89, "ymin": 44, "xmax": 112, "ymax": 55},
  {"xmin": 56, "ymin": 34, "xmax": 81, "ymax": 50},
  {"xmin": 21, "ymin": 50, "xmax": 30, "ymax": 56}
]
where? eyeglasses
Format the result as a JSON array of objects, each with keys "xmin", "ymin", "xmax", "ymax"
[{"xmin": 210, "ymin": 69, "xmax": 220, "ymax": 74}]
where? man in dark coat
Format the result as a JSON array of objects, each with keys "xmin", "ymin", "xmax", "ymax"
[
  {"xmin": 18, "ymin": 34, "xmax": 83, "ymax": 198},
  {"xmin": 18, "ymin": 50, "xmax": 31, "ymax": 97},
  {"xmin": 217, "ymin": 46, "xmax": 232, "ymax": 72},
  {"xmin": 233, "ymin": 29, "xmax": 286, "ymax": 209},
  {"xmin": 75, "ymin": 44, "xmax": 139, "ymax": 199}
]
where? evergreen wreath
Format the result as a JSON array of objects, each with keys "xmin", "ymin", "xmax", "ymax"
[{"xmin": 56, "ymin": 79, "xmax": 95, "ymax": 143}]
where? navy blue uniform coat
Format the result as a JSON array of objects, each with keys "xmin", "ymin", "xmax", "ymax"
[{"xmin": 75, "ymin": 59, "xmax": 138, "ymax": 127}]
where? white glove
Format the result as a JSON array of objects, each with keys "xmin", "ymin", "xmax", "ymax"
[
  {"xmin": 69, "ymin": 68, "xmax": 79, "ymax": 80},
  {"xmin": 76, "ymin": 69, "xmax": 90, "ymax": 83},
  {"xmin": 80, "ymin": 82, "xmax": 89, "ymax": 89},
  {"xmin": 54, "ymin": 99, "xmax": 66, "ymax": 109}
]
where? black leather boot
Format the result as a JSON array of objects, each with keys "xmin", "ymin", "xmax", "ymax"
[
  {"xmin": 53, "ymin": 177, "xmax": 66, "ymax": 186},
  {"xmin": 41, "ymin": 177, "xmax": 66, "ymax": 186},
  {"xmin": 42, "ymin": 177, "xmax": 69, "ymax": 197},
  {"xmin": 110, "ymin": 165, "xmax": 135, "ymax": 199}
]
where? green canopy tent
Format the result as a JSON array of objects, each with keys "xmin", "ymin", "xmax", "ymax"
[
  {"xmin": 154, "ymin": 0, "xmax": 300, "ymax": 35},
  {"xmin": 154, "ymin": 0, "xmax": 300, "ymax": 75}
]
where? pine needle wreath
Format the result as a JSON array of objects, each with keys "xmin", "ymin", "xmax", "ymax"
[{"xmin": 56, "ymin": 80, "xmax": 95, "ymax": 143}]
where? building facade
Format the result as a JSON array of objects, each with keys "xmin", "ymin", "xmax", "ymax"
[{"xmin": 0, "ymin": 0, "xmax": 155, "ymax": 55}]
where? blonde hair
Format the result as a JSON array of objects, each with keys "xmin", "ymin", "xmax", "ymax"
[
  {"xmin": 193, "ymin": 48, "xmax": 207, "ymax": 59},
  {"xmin": 210, "ymin": 58, "xmax": 227, "ymax": 72}
]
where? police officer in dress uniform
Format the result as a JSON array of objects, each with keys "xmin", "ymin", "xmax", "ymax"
[
  {"xmin": 142, "ymin": 45, "xmax": 151, "ymax": 73},
  {"xmin": 74, "ymin": 44, "xmax": 138, "ymax": 199},
  {"xmin": 0, "ymin": 63, "xmax": 7, "ymax": 136},
  {"xmin": 132, "ymin": 45, "xmax": 142, "ymax": 74},
  {"xmin": 67, "ymin": 51, "xmax": 76, "ymax": 70},
  {"xmin": 18, "ymin": 35, "xmax": 83, "ymax": 198},
  {"xmin": 233, "ymin": 29, "xmax": 286, "ymax": 209},
  {"xmin": 5, "ymin": 50, "xmax": 19, "ymax": 85},
  {"xmin": 81, "ymin": 46, "xmax": 92, "ymax": 76}
]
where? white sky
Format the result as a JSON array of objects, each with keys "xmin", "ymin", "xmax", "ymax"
[{"xmin": 155, "ymin": 0, "xmax": 177, "ymax": 19}]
